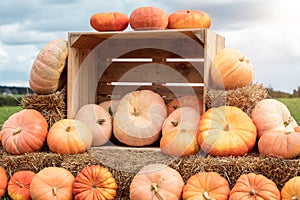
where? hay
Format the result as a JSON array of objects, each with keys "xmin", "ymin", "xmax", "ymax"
[
  {"xmin": 205, "ymin": 83, "xmax": 270, "ymax": 116},
  {"xmin": 21, "ymin": 89, "xmax": 66, "ymax": 127}
]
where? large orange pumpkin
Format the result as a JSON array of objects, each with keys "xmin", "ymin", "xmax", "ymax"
[
  {"xmin": 47, "ymin": 119, "xmax": 93, "ymax": 154},
  {"xmin": 75, "ymin": 104, "xmax": 112, "ymax": 146},
  {"xmin": 129, "ymin": 6, "xmax": 168, "ymax": 30},
  {"xmin": 0, "ymin": 167, "xmax": 8, "ymax": 198},
  {"xmin": 251, "ymin": 99, "xmax": 298, "ymax": 138},
  {"xmin": 30, "ymin": 167, "xmax": 75, "ymax": 200},
  {"xmin": 182, "ymin": 171, "xmax": 230, "ymax": 200},
  {"xmin": 229, "ymin": 173, "xmax": 280, "ymax": 200},
  {"xmin": 168, "ymin": 10, "xmax": 211, "ymax": 29},
  {"xmin": 0, "ymin": 109, "xmax": 48, "ymax": 155},
  {"xmin": 90, "ymin": 12, "xmax": 129, "ymax": 31},
  {"xmin": 167, "ymin": 95, "xmax": 203, "ymax": 116},
  {"xmin": 160, "ymin": 107, "xmax": 200, "ymax": 157},
  {"xmin": 281, "ymin": 176, "xmax": 300, "ymax": 200},
  {"xmin": 73, "ymin": 165, "xmax": 118, "ymax": 200},
  {"xmin": 29, "ymin": 38, "xmax": 68, "ymax": 95},
  {"xmin": 211, "ymin": 48, "xmax": 254, "ymax": 89},
  {"xmin": 197, "ymin": 106, "xmax": 257, "ymax": 157},
  {"xmin": 130, "ymin": 164, "xmax": 184, "ymax": 200},
  {"xmin": 113, "ymin": 90, "xmax": 167, "ymax": 146},
  {"xmin": 8, "ymin": 170, "xmax": 36, "ymax": 200}
]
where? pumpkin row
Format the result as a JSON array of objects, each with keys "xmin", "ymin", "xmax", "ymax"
[{"xmin": 0, "ymin": 164, "xmax": 299, "ymax": 200}]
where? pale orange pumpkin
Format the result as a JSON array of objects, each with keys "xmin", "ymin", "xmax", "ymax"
[
  {"xmin": 197, "ymin": 106, "xmax": 257, "ymax": 157},
  {"xmin": 160, "ymin": 107, "xmax": 200, "ymax": 157},
  {"xmin": 47, "ymin": 119, "xmax": 93, "ymax": 154},
  {"xmin": 182, "ymin": 172, "xmax": 230, "ymax": 200},
  {"xmin": 75, "ymin": 104, "xmax": 112, "ymax": 146},
  {"xmin": 130, "ymin": 164, "xmax": 184, "ymax": 200},
  {"xmin": 113, "ymin": 90, "xmax": 167, "ymax": 146},
  {"xmin": 99, "ymin": 99, "xmax": 120, "ymax": 117},
  {"xmin": 211, "ymin": 48, "xmax": 254, "ymax": 89},
  {"xmin": 167, "ymin": 95, "xmax": 203, "ymax": 116},
  {"xmin": 129, "ymin": 6, "xmax": 168, "ymax": 30},
  {"xmin": 90, "ymin": 12, "xmax": 129, "ymax": 31},
  {"xmin": 29, "ymin": 38, "xmax": 68, "ymax": 94},
  {"xmin": 168, "ymin": 10, "xmax": 211, "ymax": 29},
  {"xmin": 30, "ymin": 167, "xmax": 74, "ymax": 200},
  {"xmin": 0, "ymin": 167, "xmax": 8, "ymax": 198},
  {"xmin": 251, "ymin": 99, "xmax": 298, "ymax": 138},
  {"xmin": 281, "ymin": 176, "xmax": 300, "ymax": 200}
]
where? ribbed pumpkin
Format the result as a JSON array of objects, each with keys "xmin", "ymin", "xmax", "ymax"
[
  {"xmin": 90, "ymin": 12, "xmax": 129, "ymax": 31},
  {"xmin": 229, "ymin": 173, "xmax": 280, "ymax": 200},
  {"xmin": 30, "ymin": 167, "xmax": 75, "ymax": 200},
  {"xmin": 211, "ymin": 48, "xmax": 254, "ymax": 89},
  {"xmin": 29, "ymin": 38, "xmax": 68, "ymax": 95},
  {"xmin": 73, "ymin": 165, "xmax": 118, "ymax": 200},
  {"xmin": 160, "ymin": 107, "xmax": 200, "ymax": 157},
  {"xmin": 129, "ymin": 6, "xmax": 168, "ymax": 30},
  {"xmin": 99, "ymin": 99, "xmax": 120, "ymax": 117},
  {"xmin": 130, "ymin": 164, "xmax": 184, "ymax": 200},
  {"xmin": 281, "ymin": 176, "xmax": 300, "ymax": 200},
  {"xmin": 8, "ymin": 170, "xmax": 36, "ymax": 200},
  {"xmin": 113, "ymin": 90, "xmax": 167, "ymax": 146},
  {"xmin": 182, "ymin": 172, "xmax": 230, "ymax": 200},
  {"xmin": 167, "ymin": 95, "xmax": 203, "ymax": 116},
  {"xmin": 197, "ymin": 106, "xmax": 257, "ymax": 157},
  {"xmin": 168, "ymin": 10, "xmax": 211, "ymax": 29},
  {"xmin": 0, "ymin": 167, "xmax": 8, "ymax": 198},
  {"xmin": 47, "ymin": 119, "xmax": 93, "ymax": 154},
  {"xmin": 0, "ymin": 109, "xmax": 48, "ymax": 155},
  {"xmin": 75, "ymin": 104, "xmax": 112, "ymax": 146}
]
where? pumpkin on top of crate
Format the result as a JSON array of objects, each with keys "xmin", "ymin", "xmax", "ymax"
[
  {"xmin": 90, "ymin": 12, "xmax": 129, "ymax": 32},
  {"xmin": 168, "ymin": 10, "xmax": 211, "ymax": 29}
]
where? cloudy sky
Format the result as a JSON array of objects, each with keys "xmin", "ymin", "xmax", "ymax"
[{"xmin": 0, "ymin": 0, "xmax": 299, "ymax": 93}]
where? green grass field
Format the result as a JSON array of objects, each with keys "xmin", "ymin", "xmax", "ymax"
[
  {"xmin": 277, "ymin": 98, "xmax": 300, "ymax": 124},
  {"xmin": 0, "ymin": 106, "xmax": 23, "ymax": 129}
]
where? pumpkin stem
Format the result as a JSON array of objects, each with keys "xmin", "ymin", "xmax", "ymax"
[
  {"xmin": 15, "ymin": 181, "xmax": 24, "ymax": 188},
  {"xmin": 151, "ymin": 183, "xmax": 165, "ymax": 200},
  {"xmin": 203, "ymin": 191, "xmax": 211, "ymax": 200},
  {"xmin": 108, "ymin": 106, "xmax": 113, "ymax": 117},
  {"xmin": 284, "ymin": 117, "xmax": 293, "ymax": 127},
  {"xmin": 171, "ymin": 121, "xmax": 178, "ymax": 127},
  {"xmin": 97, "ymin": 119, "xmax": 106, "ymax": 124},
  {"xmin": 133, "ymin": 108, "xmax": 139, "ymax": 116},
  {"xmin": 12, "ymin": 127, "xmax": 22, "ymax": 135},
  {"xmin": 249, "ymin": 189, "xmax": 256, "ymax": 196},
  {"xmin": 223, "ymin": 123, "xmax": 232, "ymax": 131},
  {"xmin": 173, "ymin": 105, "xmax": 179, "ymax": 110},
  {"xmin": 65, "ymin": 126, "xmax": 72, "ymax": 132},
  {"xmin": 291, "ymin": 196, "xmax": 298, "ymax": 200},
  {"xmin": 52, "ymin": 186, "xmax": 57, "ymax": 197},
  {"xmin": 92, "ymin": 184, "xmax": 97, "ymax": 189}
]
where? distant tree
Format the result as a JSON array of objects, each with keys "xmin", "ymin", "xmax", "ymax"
[{"xmin": 11, "ymin": 88, "xmax": 19, "ymax": 94}]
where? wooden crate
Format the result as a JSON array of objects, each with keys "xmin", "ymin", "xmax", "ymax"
[{"xmin": 67, "ymin": 29, "xmax": 224, "ymax": 119}]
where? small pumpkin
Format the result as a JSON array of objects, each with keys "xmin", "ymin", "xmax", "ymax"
[
  {"xmin": 182, "ymin": 171, "xmax": 230, "ymax": 200},
  {"xmin": 130, "ymin": 164, "xmax": 184, "ymax": 200},
  {"xmin": 197, "ymin": 106, "xmax": 257, "ymax": 157},
  {"xmin": 281, "ymin": 176, "xmax": 300, "ymax": 200},
  {"xmin": 167, "ymin": 95, "xmax": 203, "ymax": 115},
  {"xmin": 0, "ymin": 109, "xmax": 48, "ymax": 155},
  {"xmin": 99, "ymin": 99, "xmax": 120, "ymax": 117},
  {"xmin": 73, "ymin": 165, "xmax": 118, "ymax": 200},
  {"xmin": 29, "ymin": 38, "xmax": 68, "ymax": 95},
  {"xmin": 47, "ymin": 119, "xmax": 93, "ymax": 154},
  {"xmin": 90, "ymin": 12, "xmax": 129, "ymax": 31},
  {"xmin": 8, "ymin": 170, "xmax": 36, "ymax": 200},
  {"xmin": 251, "ymin": 99, "xmax": 298, "ymax": 138},
  {"xmin": 0, "ymin": 167, "xmax": 8, "ymax": 198},
  {"xmin": 211, "ymin": 48, "xmax": 254, "ymax": 89},
  {"xmin": 168, "ymin": 10, "xmax": 211, "ymax": 29},
  {"xmin": 129, "ymin": 6, "xmax": 168, "ymax": 30},
  {"xmin": 229, "ymin": 173, "xmax": 280, "ymax": 200},
  {"xmin": 75, "ymin": 104, "xmax": 112, "ymax": 146},
  {"xmin": 113, "ymin": 90, "xmax": 167, "ymax": 146},
  {"xmin": 30, "ymin": 167, "xmax": 75, "ymax": 200},
  {"xmin": 160, "ymin": 107, "xmax": 200, "ymax": 157}
]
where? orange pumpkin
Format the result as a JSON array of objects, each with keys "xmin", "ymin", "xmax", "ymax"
[
  {"xmin": 229, "ymin": 173, "xmax": 280, "ymax": 200},
  {"xmin": 8, "ymin": 170, "xmax": 36, "ymax": 200},
  {"xmin": 281, "ymin": 176, "xmax": 300, "ymax": 200},
  {"xmin": 251, "ymin": 99, "xmax": 298, "ymax": 138},
  {"xmin": 130, "ymin": 164, "xmax": 184, "ymax": 200},
  {"xmin": 0, "ymin": 167, "xmax": 8, "ymax": 198},
  {"xmin": 182, "ymin": 172, "xmax": 230, "ymax": 200},
  {"xmin": 129, "ymin": 6, "xmax": 168, "ymax": 30},
  {"xmin": 75, "ymin": 104, "xmax": 112, "ymax": 146},
  {"xmin": 167, "ymin": 95, "xmax": 203, "ymax": 115},
  {"xmin": 113, "ymin": 90, "xmax": 167, "ymax": 146},
  {"xmin": 90, "ymin": 12, "xmax": 129, "ymax": 31},
  {"xmin": 168, "ymin": 10, "xmax": 211, "ymax": 29},
  {"xmin": 73, "ymin": 165, "xmax": 118, "ymax": 200},
  {"xmin": 160, "ymin": 107, "xmax": 200, "ymax": 157},
  {"xmin": 197, "ymin": 106, "xmax": 257, "ymax": 157},
  {"xmin": 0, "ymin": 109, "xmax": 48, "ymax": 155},
  {"xmin": 47, "ymin": 119, "xmax": 93, "ymax": 154},
  {"xmin": 30, "ymin": 167, "xmax": 74, "ymax": 200},
  {"xmin": 99, "ymin": 99, "xmax": 120, "ymax": 117},
  {"xmin": 29, "ymin": 38, "xmax": 68, "ymax": 94},
  {"xmin": 211, "ymin": 48, "xmax": 254, "ymax": 89}
]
